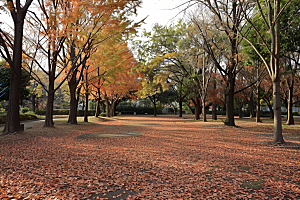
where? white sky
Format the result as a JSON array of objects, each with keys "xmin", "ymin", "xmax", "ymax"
[
  {"xmin": 135, "ymin": 0, "xmax": 191, "ymax": 33},
  {"xmin": 0, "ymin": 0, "xmax": 192, "ymax": 33}
]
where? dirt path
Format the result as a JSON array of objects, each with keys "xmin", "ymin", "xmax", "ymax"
[{"xmin": 0, "ymin": 115, "xmax": 299, "ymax": 199}]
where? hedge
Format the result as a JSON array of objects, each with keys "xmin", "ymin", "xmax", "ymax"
[
  {"xmin": 115, "ymin": 106, "xmax": 161, "ymax": 115},
  {"xmin": 0, "ymin": 113, "xmax": 38, "ymax": 124},
  {"xmin": 35, "ymin": 109, "xmax": 96, "ymax": 116}
]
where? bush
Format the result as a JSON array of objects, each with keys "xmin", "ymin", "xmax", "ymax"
[
  {"xmin": 77, "ymin": 110, "xmax": 95, "ymax": 116},
  {"xmin": 35, "ymin": 109, "xmax": 96, "ymax": 116},
  {"xmin": 0, "ymin": 113, "xmax": 38, "ymax": 124},
  {"xmin": 116, "ymin": 106, "xmax": 162, "ymax": 115},
  {"xmin": 20, "ymin": 113, "xmax": 38, "ymax": 121},
  {"xmin": 100, "ymin": 113, "xmax": 106, "ymax": 117},
  {"xmin": 20, "ymin": 107, "xmax": 30, "ymax": 113},
  {"xmin": 0, "ymin": 114, "xmax": 5, "ymax": 124}
]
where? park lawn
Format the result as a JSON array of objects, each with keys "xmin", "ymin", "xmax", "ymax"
[{"xmin": 0, "ymin": 115, "xmax": 299, "ymax": 199}]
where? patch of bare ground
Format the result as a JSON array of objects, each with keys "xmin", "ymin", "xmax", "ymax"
[{"xmin": 0, "ymin": 115, "xmax": 299, "ymax": 199}]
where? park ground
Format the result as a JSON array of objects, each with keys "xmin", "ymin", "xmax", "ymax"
[{"xmin": 0, "ymin": 115, "xmax": 300, "ymax": 199}]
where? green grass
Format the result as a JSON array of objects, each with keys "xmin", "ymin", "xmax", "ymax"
[{"xmin": 242, "ymin": 179, "xmax": 264, "ymax": 189}]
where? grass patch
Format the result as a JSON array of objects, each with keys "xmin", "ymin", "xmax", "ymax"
[
  {"xmin": 242, "ymin": 179, "xmax": 264, "ymax": 189},
  {"xmin": 239, "ymin": 166, "xmax": 250, "ymax": 171}
]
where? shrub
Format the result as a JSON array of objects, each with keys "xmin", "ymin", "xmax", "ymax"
[
  {"xmin": 100, "ymin": 113, "xmax": 106, "ymax": 117},
  {"xmin": 0, "ymin": 114, "xmax": 5, "ymax": 124},
  {"xmin": 20, "ymin": 107, "xmax": 30, "ymax": 113}
]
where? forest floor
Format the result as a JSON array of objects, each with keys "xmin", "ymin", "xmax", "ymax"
[{"xmin": 0, "ymin": 115, "xmax": 300, "ymax": 199}]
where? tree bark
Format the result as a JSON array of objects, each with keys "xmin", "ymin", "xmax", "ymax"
[
  {"xmin": 249, "ymin": 90, "xmax": 255, "ymax": 118},
  {"xmin": 194, "ymin": 98, "xmax": 201, "ymax": 120},
  {"xmin": 237, "ymin": 98, "xmax": 243, "ymax": 119},
  {"xmin": 32, "ymin": 94, "xmax": 36, "ymax": 113},
  {"xmin": 105, "ymin": 96, "xmax": 110, "ymax": 117},
  {"xmin": 84, "ymin": 92, "xmax": 89, "ymax": 122},
  {"xmin": 256, "ymin": 86, "xmax": 261, "ymax": 123},
  {"xmin": 212, "ymin": 101, "xmax": 217, "ymax": 120},
  {"xmin": 44, "ymin": 87, "xmax": 55, "ymax": 127},
  {"xmin": 2, "ymin": 11, "xmax": 25, "ymax": 134},
  {"xmin": 202, "ymin": 97, "xmax": 207, "ymax": 122},
  {"xmin": 68, "ymin": 80, "xmax": 78, "ymax": 124},
  {"xmin": 273, "ymin": 80, "xmax": 284, "ymax": 143},
  {"xmin": 95, "ymin": 95, "xmax": 101, "ymax": 117},
  {"xmin": 225, "ymin": 73, "xmax": 235, "ymax": 126},
  {"xmin": 179, "ymin": 99, "xmax": 183, "ymax": 117},
  {"xmin": 101, "ymin": 100, "xmax": 105, "ymax": 114},
  {"xmin": 286, "ymin": 86, "xmax": 294, "ymax": 125}
]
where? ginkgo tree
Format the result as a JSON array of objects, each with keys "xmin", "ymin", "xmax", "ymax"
[{"xmin": 64, "ymin": 0, "xmax": 142, "ymax": 124}]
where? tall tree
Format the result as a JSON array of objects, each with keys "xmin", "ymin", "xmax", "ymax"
[
  {"xmin": 0, "ymin": 0, "xmax": 33, "ymax": 134},
  {"xmin": 192, "ymin": 1, "xmax": 246, "ymax": 126},
  {"xmin": 239, "ymin": 0, "xmax": 294, "ymax": 143}
]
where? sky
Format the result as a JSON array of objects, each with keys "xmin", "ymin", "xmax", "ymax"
[
  {"xmin": 0, "ymin": 0, "xmax": 191, "ymax": 33},
  {"xmin": 135, "ymin": 0, "xmax": 191, "ymax": 33}
]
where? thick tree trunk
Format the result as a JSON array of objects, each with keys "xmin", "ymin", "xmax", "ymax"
[
  {"xmin": 68, "ymin": 81, "xmax": 78, "ymax": 124},
  {"xmin": 44, "ymin": 65, "xmax": 56, "ymax": 127},
  {"xmin": 110, "ymin": 100, "xmax": 116, "ymax": 117},
  {"xmin": 225, "ymin": 74, "xmax": 235, "ymax": 126},
  {"xmin": 194, "ymin": 98, "xmax": 201, "ymax": 120},
  {"xmin": 286, "ymin": 86, "xmax": 294, "ymax": 125},
  {"xmin": 2, "ymin": 17, "xmax": 24, "ymax": 134},
  {"xmin": 212, "ymin": 101, "xmax": 217, "ymax": 120},
  {"xmin": 256, "ymin": 86, "xmax": 261, "ymax": 123},
  {"xmin": 273, "ymin": 80, "xmax": 284, "ymax": 143},
  {"xmin": 44, "ymin": 87, "xmax": 55, "ymax": 127}
]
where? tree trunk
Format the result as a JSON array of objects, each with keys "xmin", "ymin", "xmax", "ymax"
[
  {"xmin": 273, "ymin": 80, "xmax": 284, "ymax": 143},
  {"xmin": 84, "ymin": 92, "xmax": 89, "ymax": 122},
  {"xmin": 32, "ymin": 94, "xmax": 36, "ymax": 113},
  {"xmin": 105, "ymin": 97, "xmax": 110, "ymax": 117},
  {"xmin": 149, "ymin": 95, "xmax": 157, "ymax": 116},
  {"xmin": 237, "ymin": 98, "xmax": 243, "ymax": 119},
  {"xmin": 44, "ymin": 86, "xmax": 55, "ymax": 127},
  {"xmin": 68, "ymin": 81, "xmax": 78, "ymax": 124},
  {"xmin": 212, "ymin": 101, "xmax": 217, "ymax": 120},
  {"xmin": 194, "ymin": 98, "xmax": 200, "ymax": 120},
  {"xmin": 225, "ymin": 73, "xmax": 235, "ymax": 126},
  {"xmin": 153, "ymin": 100, "xmax": 157, "ymax": 117},
  {"xmin": 110, "ymin": 100, "xmax": 116, "ymax": 117},
  {"xmin": 286, "ymin": 86, "xmax": 294, "ymax": 125},
  {"xmin": 179, "ymin": 99, "xmax": 183, "ymax": 117},
  {"xmin": 202, "ymin": 97, "xmax": 207, "ymax": 122},
  {"xmin": 249, "ymin": 90, "xmax": 255, "ymax": 118},
  {"xmin": 266, "ymin": 101, "xmax": 274, "ymax": 119},
  {"xmin": 256, "ymin": 86, "xmax": 261, "ymax": 123},
  {"xmin": 95, "ymin": 96, "xmax": 101, "ymax": 117},
  {"xmin": 101, "ymin": 100, "xmax": 105, "ymax": 113},
  {"xmin": 2, "ymin": 16, "xmax": 24, "ymax": 134}
]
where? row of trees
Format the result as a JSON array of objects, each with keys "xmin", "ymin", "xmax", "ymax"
[
  {"xmin": 0, "ymin": 0, "xmax": 143, "ymax": 134},
  {"xmin": 133, "ymin": 0, "xmax": 300, "ymax": 144}
]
